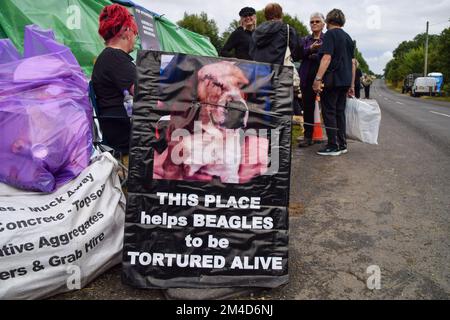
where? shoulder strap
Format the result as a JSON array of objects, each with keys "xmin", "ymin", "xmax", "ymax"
[{"xmin": 286, "ymin": 24, "xmax": 290, "ymax": 47}]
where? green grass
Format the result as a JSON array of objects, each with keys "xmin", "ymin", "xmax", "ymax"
[
  {"xmin": 422, "ymin": 95, "xmax": 450, "ymax": 103},
  {"xmin": 386, "ymin": 81, "xmax": 402, "ymax": 93},
  {"xmin": 292, "ymin": 116, "xmax": 303, "ymax": 146},
  {"xmin": 386, "ymin": 81, "xmax": 450, "ymax": 103}
]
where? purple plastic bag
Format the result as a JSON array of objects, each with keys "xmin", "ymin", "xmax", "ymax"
[
  {"xmin": 0, "ymin": 39, "xmax": 21, "ymax": 63},
  {"xmin": 0, "ymin": 25, "xmax": 92, "ymax": 192}
]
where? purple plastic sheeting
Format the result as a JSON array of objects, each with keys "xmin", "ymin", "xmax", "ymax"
[
  {"xmin": 0, "ymin": 25, "xmax": 92, "ymax": 193},
  {"xmin": 0, "ymin": 39, "xmax": 21, "ymax": 63}
]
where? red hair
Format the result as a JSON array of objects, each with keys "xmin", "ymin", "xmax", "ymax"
[{"xmin": 98, "ymin": 4, "xmax": 138, "ymax": 42}]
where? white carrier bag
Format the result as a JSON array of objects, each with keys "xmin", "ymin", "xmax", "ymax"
[
  {"xmin": 345, "ymin": 98, "xmax": 381, "ymax": 144},
  {"xmin": 0, "ymin": 152, "xmax": 125, "ymax": 299}
]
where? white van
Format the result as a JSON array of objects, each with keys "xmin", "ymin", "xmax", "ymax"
[{"xmin": 411, "ymin": 77, "xmax": 437, "ymax": 97}]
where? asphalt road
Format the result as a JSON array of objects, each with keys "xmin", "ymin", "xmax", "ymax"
[
  {"xmin": 280, "ymin": 80, "xmax": 450, "ymax": 299},
  {"xmin": 54, "ymin": 80, "xmax": 450, "ymax": 300},
  {"xmin": 373, "ymin": 81, "xmax": 450, "ymax": 152}
]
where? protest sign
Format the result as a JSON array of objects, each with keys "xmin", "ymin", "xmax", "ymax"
[
  {"xmin": 123, "ymin": 52, "xmax": 293, "ymax": 288},
  {"xmin": 133, "ymin": 7, "xmax": 161, "ymax": 51}
]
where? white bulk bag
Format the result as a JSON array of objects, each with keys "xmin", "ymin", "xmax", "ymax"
[
  {"xmin": 345, "ymin": 98, "xmax": 381, "ymax": 144},
  {"xmin": 0, "ymin": 153, "xmax": 125, "ymax": 299}
]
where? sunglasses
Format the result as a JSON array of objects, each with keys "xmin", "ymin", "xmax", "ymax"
[{"xmin": 310, "ymin": 20, "xmax": 322, "ymax": 24}]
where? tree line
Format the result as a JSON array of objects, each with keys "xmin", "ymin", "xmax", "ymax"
[
  {"xmin": 176, "ymin": 11, "xmax": 373, "ymax": 75},
  {"xmin": 384, "ymin": 27, "xmax": 450, "ymax": 94}
]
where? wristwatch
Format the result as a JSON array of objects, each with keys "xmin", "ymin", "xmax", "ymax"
[{"xmin": 315, "ymin": 76, "xmax": 322, "ymax": 81}]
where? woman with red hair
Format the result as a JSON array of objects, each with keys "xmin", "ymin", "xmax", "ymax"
[{"xmin": 92, "ymin": 4, "xmax": 138, "ymax": 154}]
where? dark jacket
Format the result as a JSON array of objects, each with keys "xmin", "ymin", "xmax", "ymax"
[
  {"xmin": 92, "ymin": 47, "xmax": 135, "ymax": 153},
  {"xmin": 318, "ymin": 28, "xmax": 355, "ymax": 87},
  {"xmin": 298, "ymin": 33, "xmax": 324, "ymax": 88},
  {"xmin": 249, "ymin": 20, "xmax": 299, "ymax": 65},
  {"xmin": 220, "ymin": 27, "xmax": 253, "ymax": 60}
]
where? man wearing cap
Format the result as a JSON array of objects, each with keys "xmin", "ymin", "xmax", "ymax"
[{"xmin": 220, "ymin": 7, "xmax": 256, "ymax": 60}]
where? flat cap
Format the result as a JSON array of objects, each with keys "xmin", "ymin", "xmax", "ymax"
[{"xmin": 239, "ymin": 7, "xmax": 256, "ymax": 17}]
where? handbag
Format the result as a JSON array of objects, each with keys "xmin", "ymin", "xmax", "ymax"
[
  {"xmin": 362, "ymin": 75, "xmax": 373, "ymax": 87},
  {"xmin": 284, "ymin": 25, "xmax": 301, "ymax": 90}
]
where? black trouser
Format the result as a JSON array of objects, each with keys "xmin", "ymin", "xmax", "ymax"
[
  {"xmin": 301, "ymin": 86, "xmax": 316, "ymax": 139},
  {"xmin": 364, "ymin": 85, "xmax": 371, "ymax": 99},
  {"xmin": 321, "ymin": 86, "xmax": 348, "ymax": 148},
  {"xmin": 99, "ymin": 106, "xmax": 131, "ymax": 154},
  {"xmin": 355, "ymin": 85, "xmax": 361, "ymax": 98}
]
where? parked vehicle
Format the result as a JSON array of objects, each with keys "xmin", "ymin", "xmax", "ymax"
[
  {"xmin": 411, "ymin": 77, "xmax": 437, "ymax": 97},
  {"xmin": 402, "ymin": 73, "xmax": 422, "ymax": 94},
  {"xmin": 427, "ymin": 72, "xmax": 444, "ymax": 95}
]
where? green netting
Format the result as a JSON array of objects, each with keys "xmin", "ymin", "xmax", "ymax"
[{"xmin": 0, "ymin": 0, "xmax": 218, "ymax": 77}]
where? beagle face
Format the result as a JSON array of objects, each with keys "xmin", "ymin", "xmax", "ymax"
[{"xmin": 197, "ymin": 62, "xmax": 249, "ymax": 130}]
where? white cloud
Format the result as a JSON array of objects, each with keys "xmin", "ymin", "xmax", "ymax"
[
  {"xmin": 366, "ymin": 51, "xmax": 393, "ymax": 74},
  {"xmin": 134, "ymin": 0, "xmax": 450, "ymax": 74}
]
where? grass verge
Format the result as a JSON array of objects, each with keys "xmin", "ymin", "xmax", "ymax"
[
  {"xmin": 422, "ymin": 95, "xmax": 450, "ymax": 103},
  {"xmin": 385, "ymin": 81, "xmax": 402, "ymax": 93},
  {"xmin": 292, "ymin": 116, "xmax": 303, "ymax": 146},
  {"xmin": 385, "ymin": 81, "xmax": 450, "ymax": 103}
]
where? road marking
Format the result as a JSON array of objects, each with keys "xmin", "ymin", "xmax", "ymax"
[
  {"xmin": 396, "ymin": 101, "xmax": 404, "ymax": 105},
  {"xmin": 429, "ymin": 111, "xmax": 450, "ymax": 118}
]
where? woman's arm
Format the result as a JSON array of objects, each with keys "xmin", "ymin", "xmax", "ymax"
[
  {"xmin": 289, "ymin": 26, "xmax": 301, "ymax": 61},
  {"xmin": 348, "ymin": 58, "xmax": 356, "ymax": 96},
  {"xmin": 312, "ymin": 54, "xmax": 332, "ymax": 93}
]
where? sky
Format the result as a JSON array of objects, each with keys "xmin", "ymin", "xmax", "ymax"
[{"xmin": 134, "ymin": 0, "xmax": 450, "ymax": 74}]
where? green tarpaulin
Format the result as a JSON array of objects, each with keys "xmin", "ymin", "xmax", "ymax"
[
  {"xmin": 0, "ymin": 0, "xmax": 217, "ymax": 76},
  {"xmin": 155, "ymin": 15, "xmax": 218, "ymax": 57},
  {"xmin": 0, "ymin": 24, "xmax": 7, "ymax": 39}
]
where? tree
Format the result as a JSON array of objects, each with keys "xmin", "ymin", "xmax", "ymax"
[
  {"xmin": 392, "ymin": 34, "xmax": 439, "ymax": 60},
  {"xmin": 220, "ymin": 11, "xmax": 309, "ymax": 53},
  {"xmin": 221, "ymin": 11, "xmax": 309, "ymax": 47},
  {"xmin": 432, "ymin": 27, "xmax": 450, "ymax": 94},
  {"xmin": 385, "ymin": 27, "xmax": 449, "ymax": 90},
  {"xmin": 220, "ymin": 19, "xmax": 240, "ymax": 48},
  {"xmin": 393, "ymin": 40, "xmax": 417, "ymax": 59},
  {"xmin": 355, "ymin": 47, "xmax": 372, "ymax": 75},
  {"xmin": 385, "ymin": 59, "xmax": 402, "ymax": 84},
  {"xmin": 402, "ymin": 47, "xmax": 425, "ymax": 75},
  {"xmin": 220, "ymin": 11, "xmax": 373, "ymax": 74},
  {"xmin": 177, "ymin": 12, "xmax": 221, "ymax": 51}
]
